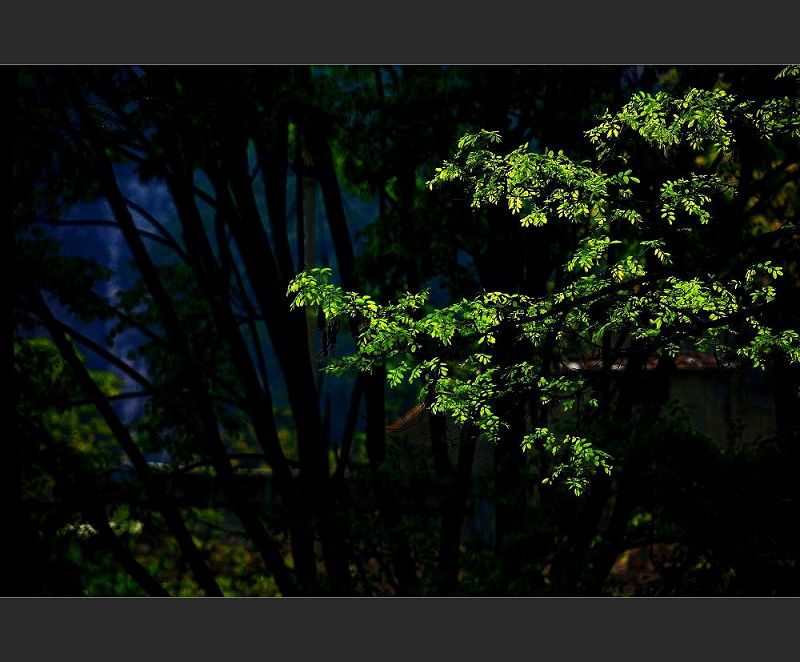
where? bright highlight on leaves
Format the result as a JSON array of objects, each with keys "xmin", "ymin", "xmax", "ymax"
[{"xmin": 289, "ymin": 69, "xmax": 800, "ymax": 496}]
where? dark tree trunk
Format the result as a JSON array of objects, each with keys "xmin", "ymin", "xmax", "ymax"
[
  {"xmin": 493, "ymin": 405, "xmax": 527, "ymax": 554},
  {"xmin": 436, "ymin": 425, "xmax": 477, "ymax": 594},
  {"xmin": 364, "ymin": 366, "xmax": 418, "ymax": 593}
]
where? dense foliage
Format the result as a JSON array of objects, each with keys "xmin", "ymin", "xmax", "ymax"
[
  {"xmin": 11, "ymin": 65, "xmax": 800, "ymax": 596},
  {"xmin": 289, "ymin": 68, "xmax": 800, "ymax": 494}
]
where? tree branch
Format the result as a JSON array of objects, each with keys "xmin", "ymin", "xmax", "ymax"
[
  {"xmin": 49, "ymin": 318, "xmax": 154, "ymax": 390},
  {"xmin": 35, "ymin": 217, "xmax": 186, "ymax": 260}
]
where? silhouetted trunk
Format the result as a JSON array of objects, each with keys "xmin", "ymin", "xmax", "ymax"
[
  {"xmin": 216, "ymin": 81, "xmax": 361, "ymax": 591},
  {"xmin": 429, "ymin": 411, "xmax": 476, "ymax": 592},
  {"xmin": 196, "ymin": 137, "xmax": 326, "ymax": 587},
  {"xmin": 54, "ymin": 72, "xmax": 303, "ymax": 594},
  {"xmin": 437, "ymin": 425, "xmax": 477, "ymax": 593},
  {"xmin": 301, "ymin": 113, "xmax": 356, "ymax": 290},
  {"xmin": 493, "ymin": 405, "xmax": 527, "ymax": 553},
  {"xmin": 152, "ymin": 109, "xmax": 317, "ymax": 591},
  {"xmin": 256, "ymin": 107, "xmax": 294, "ymax": 284},
  {"xmin": 364, "ymin": 365, "xmax": 418, "ymax": 593}
]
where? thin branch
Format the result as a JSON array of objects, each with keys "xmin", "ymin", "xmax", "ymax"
[
  {"xmin": 112, "ymin": 144, "xmax": 220, "ymax": 211},
  {"xmin": 49, "ymin": 318, "xmax": 154, "ymax": 390},
  {"xmin": 35, "ymin": 217, "xmax": 182, "ymax": 257},
  {"xmin": 100, "ymin": 302, "xmax": 167, "ymax": 346},
  {"xmin": 122, "ymin": 197, "xmax": 187, "ymax": 255}
]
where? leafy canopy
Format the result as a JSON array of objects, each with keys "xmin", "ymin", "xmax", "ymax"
[{"xmin": 289, "ymin": 68, "xmax": 800, "ymax": 496}]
